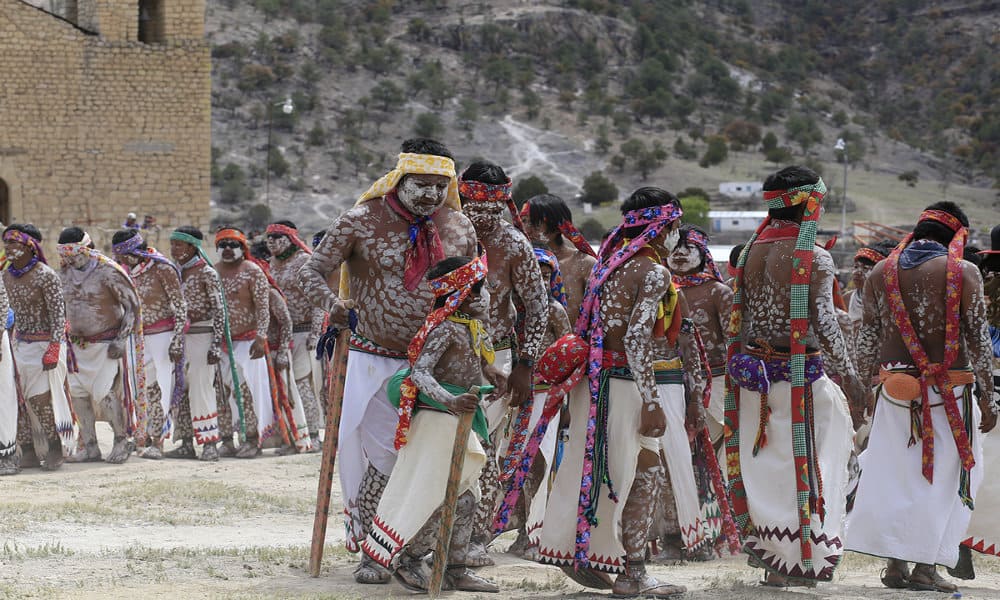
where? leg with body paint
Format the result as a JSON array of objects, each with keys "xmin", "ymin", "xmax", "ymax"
[
  {"xmin": 68, "ymin": 393, "xmax": 100, "ymax": 462},
  {"xmin": 468, "ymin": 441, "xmax": 500, "ymax": 567},
  {"xmin": 165, "ymin": 388, "xmax": 197, "ymax": 459},
  {"xmin": 611, "ymin": 448, "xmax": 686, "ymax": 598},
  {"xmin": 140, "ymin": 385, "xmax": 165, "ymax": 459},
  {"xmin": 353, "ymin": 464, "xmax": 392, "ymax": 584},
  {"xmin": 103, "ymin": 376, "xmax": 132, "ymax": 464}
]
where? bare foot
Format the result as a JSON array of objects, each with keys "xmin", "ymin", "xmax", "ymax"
[
  {"xmin": 105, "ymin": 437, "xmax": 132, "ymax": 464},
  {"xmin": 19, "ymin": 445, "xmax": 41, "ymax": 469},
  {"xmin": 0, "ymin": 456, "xmax": 20, "ymax": 476}
]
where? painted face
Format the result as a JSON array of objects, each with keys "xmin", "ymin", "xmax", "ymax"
[
  {"xmin": 4, "ymin": 240, "xmax": 28, "ymax": 263},
  {"xmin": 216, "ymin": 240, "xmax": 243, "ymax": 263},
  {"xmin": 667, "ymin": 242, "xmax": 701, "ymax": 274},
  {"xmin": 396, "ymin": 174, "xmax": 450, "ymax": 217},
  {"xmin": 539, "ymin": 263, "xmax": 553, "ymax": 287},
  {"xmin": 851, "ymin": 260, "xmax": 873, "ymax": 290},
  {"xmin": 66, "ymin": 253, "xmax": 91, "ymax": 270},
  {"xmin": 170, "ymin": 239, "xmax": 197, "ymax": 264},
  {"xmin": 462, "ymin": 201, "xmax": 505, "ymax": 233},
  {"xmin": 114, "ymin": 253, "xmax": 141, "ymax": 268},
  {"xmin": 266, "ymin": 234, "xmax": 291, "ymax": 256},
  {"xmin": 463, "ymin": 285, "xmax": 491, "ymax": 320}
]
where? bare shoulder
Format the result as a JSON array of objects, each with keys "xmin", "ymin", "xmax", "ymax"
[
  {"xmin": 631, "ymin": 259, "xmax": 670, "ymax": 295},
  {"xmin": 242, "ymin": 260, "xmax": 265, "ymax": 277},
  {"xmin": 502, "ymin": 223, "xmax": 534, "ymax": 258},
  {"xmin": 810, "ymin": 246, "xmax": 835, "ymax": 272},
  {"xmin": 329, "ymin": 202, "xmax": 379, "ymax": 235}
]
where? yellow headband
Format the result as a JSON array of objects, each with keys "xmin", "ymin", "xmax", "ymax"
[{"xmin": 357, "ymin": 152, "xmax": 460, "ymax": 210}]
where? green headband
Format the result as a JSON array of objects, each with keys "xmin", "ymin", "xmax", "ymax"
[{"xmin": 170, "ymin": 231, "xmax": 212, "ymax": 266}]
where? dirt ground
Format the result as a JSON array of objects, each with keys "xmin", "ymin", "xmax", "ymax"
[{"xmin": 3, "ymin": 424, "xmax": 999, "ymax": 600}]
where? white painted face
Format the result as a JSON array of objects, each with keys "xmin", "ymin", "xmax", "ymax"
[
  {"xmin": 462, "ymin": 201, "xmax": 504, "ymax": 233},
  {"xmin": 266, "ymin": 234, "xmax": 291, "ymax": 256},
  {"xmin": 667, "ymin": 242, "xmax": 701, "ymax": 274},
  {"xmin": 397, "ymin": 174, "xmax": 450, "ymax": 217},
  {"xmin": 66, "ymin": 253, "xmax": 91, "ymax": 270},
  {"xmin": 114, "ymin": 253, "xmax": 141, "ymax": 268},
  {"xmin": 4, "ymin": 242, "xmax": 26, "ymax": 263},
  {"xmin": 466, "ymin": 285, "xmax": 491, "ymax": 320},
  {"xmin": 217, "ymin": 241, "xmax": 243, "ymax": 263}
]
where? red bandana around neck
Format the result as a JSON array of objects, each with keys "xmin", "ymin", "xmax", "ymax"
[{"xmin": 385, "ymin": 190, "xmax": 446, "ymax": 291}]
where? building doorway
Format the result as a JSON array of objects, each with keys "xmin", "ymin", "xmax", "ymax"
[{"xmin": 0, "ymin": 179, "xmax": 10, "ymax": 226}]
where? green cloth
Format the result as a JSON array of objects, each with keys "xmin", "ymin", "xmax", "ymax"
[{"xmin": 387, "ymin": 368, "xmax": 492, "ymax": 442}]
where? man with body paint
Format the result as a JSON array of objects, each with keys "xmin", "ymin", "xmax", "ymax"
[
  {"xmin": 458, "ymin": 160, "xmax": 549, "ymax": 566},
  {"xmin": 299, "ymin": 138, "xmax": 480, "ymax": 584},
  {"xmin": 846, "ymin": 203, "xmax": 995, "ymax": 592},
  {"xmin": 111, "ymin": 228, "xmax": 187, "ymax": 459},
  {"xmin": 58, "ymin": 227, "xmax": 143, "ymax": 465}
]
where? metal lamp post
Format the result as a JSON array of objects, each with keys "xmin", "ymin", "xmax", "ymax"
[
  {"xmin": 265, "ymin": 97, "xmax": 294, "ymax": 208},
  {"xmin": 835, "ymin": 137, "xmax": 848, "ymax": 238}
]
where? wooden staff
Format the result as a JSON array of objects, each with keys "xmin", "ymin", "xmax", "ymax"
[
  {"xmin": 308, "ymin": 325, "xmax": 352, "ymax": 577},
  {"xmin": 428, "ymin": 386, "xmax": 480, "ymax": 597}
]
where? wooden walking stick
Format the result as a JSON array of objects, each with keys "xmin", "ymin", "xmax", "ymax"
[
  {"xmin": 428, "ymin": 386, "xmax": 480, "ymax": 598},
  {"xmin": 308, "ymin": 315, "xmax": 353, "ymax": 577}
]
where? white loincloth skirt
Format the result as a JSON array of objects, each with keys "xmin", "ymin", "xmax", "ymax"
[
  {"xmin": 340, "ymin": 348, "xmax": 406, "ymax": 551},
  {"xmin": 738, "ymin": 376, "xmax": 853, "ymax": 581},
  {"xmin": 845, "ymin": 380, "xmax": 983, "ymax": 567},
  {"xmin": 12, "ymin": 339, "xmax": 74, "ymax": 449},
  {"xmin": 143, "ymin": 331, "xmax": 175, "ymax": 436},
  {"xmin": 706, "ymin": 374, "xmax": 726, "ymax": 444},
  {"xmin": 68, "ymin": 342, "xmax": 119, "ymax": 408},
  {"xmin": 185, "ymin": 329, "xmax": 220, "ymax": 444},
  {"xmin": 0, "ymin": 331, "xmax": 18, "ymax": 456},
  {"xmin": 279, "ymin": 349, "xmax": 311, "ymax": 451},
  {"xmin": 220, "ymin": 339, "xmax": 275, "ymax": 444},
  {"xmin": 658, "ymin": 379, "xmax": 710, "ymax": 553},
  {"xmin": 539, "ymin": 377, "xmax": 659, "ymax": 573},
  {"xmin": 361, "ymin": 409, "xmax": 485, "ymax": 568},
  {"xmin": 484, "ymin": 348, "xmax": 513, "ymax": 436},
  {"xmin": 524, "ymin": 386, "xmax": 560, "ymax": 546}
]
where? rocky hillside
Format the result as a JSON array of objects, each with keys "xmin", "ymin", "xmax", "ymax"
[{"xmin": 205, "ymin": 0, "xmax": 1000, "ymax": 238}]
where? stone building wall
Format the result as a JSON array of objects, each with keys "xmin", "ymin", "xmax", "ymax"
[{"xmin": 0, "ymin": 0, "xmax": 210, "ymax": 256}]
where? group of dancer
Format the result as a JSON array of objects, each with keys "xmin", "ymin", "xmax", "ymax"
[
  {"xmin": 2, "ymin": 135, "xmax": 998, "ymax": 597},
  {"xmin": 0, "ymin": 215, "xmax": 330, "ymax": 474}
]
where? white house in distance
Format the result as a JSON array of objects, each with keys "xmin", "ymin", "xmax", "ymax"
[
  {"xmin": 718, "ymin": 181, "xmax": 763, "ymax": 198},
  {"xmin": 709, "ymin": 210, "xmax": 769, "ymax": 233}
]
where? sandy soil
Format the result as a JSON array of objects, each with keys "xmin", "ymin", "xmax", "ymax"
[{"xmin": 3, "ymin": 424, "xmax": 999, "ymax": 599}]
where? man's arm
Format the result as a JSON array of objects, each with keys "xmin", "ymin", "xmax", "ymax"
[
  {"xmin": 249, "ymin": 266, "xmax": 271, "ymax": 337},
  {"xmin": 41, "ymin": 269, "xmax": 66, "ymax": 346},
  {"xmin": 410, "ymin": 325, "xmax": 476, "ymax": 413},
  {"xmin": 960, "ymin": 264, "xmax": 995, "ymax": 428},
  {"xmin": 855, "ymin": 270, "xmax": 883, "ymax": 387},
  {"xmin": 271, "ymin": 290, "xmax": 293, "ymax": 367},
  {"xmin": 299, "ymin": 211, "xmax": 359, "ymax": 313},
  {"xmin": 159, "ymin": 265, "xmax": 188, "ymax": 361},
  {"xmin": 549, "ymin": 301, "xmax": 571, "ymax": 340},
  {"xmin": 204, "ymin": 269, "xmax": 225, "ymax": 363},
  {"xmin": 713, "ymin": 281, "xmax": 734, "ymax": 336},
  {"xmin": 108, "ymin": 269, "xmax": 141, "ymax": 355},
  {"xmin": 508, "ymin": 237, "xmax": 549, "ymax": 407},
  {"xmin": 810, "ymin": 251, "xmax": 868, "ymax": 425},
  {"xmin": 624, "ymin": 266, "xmax": 670, "ymax": 437},
  {"xmin": 676, "ymin": 295, "xmax": 707, "ymax": 423}
]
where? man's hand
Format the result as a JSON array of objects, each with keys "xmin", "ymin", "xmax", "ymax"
[
  {"xmin": 845, "ymin": 376, "xmax": 874, "ymax": 431},
  {"xmin": 274, "ymin": 351, "xmax": 289, "ymax": 371},
  {"xmin": 306, "ymin": 334, "xmax": 318, "ymax": 352},
  {"xmin": 483, "ymin": 364, "xmax": 508, "ymax": 398},
  {"xmin": 638, "ymin": 401, "xmax": 667, "ymax": 437},
  {"xmin": 250, "ymin": 336, "xmax": 267, "ymax": 360},
  {"xmin": 685, "ymin": 400, "xmax": 707, "ymax": 435},
  {"xmin": 980, "ymin": 404, "xmax": 997, "ymax": 433},
  {"xmin": 168, "ymin": 336, "xmax": 183, "ymax": 363},
  {"xmin": 107, "ymin": 343, "xmax": 124, "ymax": 360},
  {"xmin": 446, "ymin": 392, "xmax": 479, "ymax": 415},
  {"xmin": 327, "ymin": 299, "xmax": 357, "ymax": 330},
  {"xmin": 507, "ymin": 362, "xmax": 533, "ymax": 407},
  {"xmin": 207, "ymin": 348, "xmax": 221, "ymax": 365}
]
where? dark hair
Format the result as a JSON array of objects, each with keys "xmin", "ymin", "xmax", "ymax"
[
  {"xmin": 762, "ymin": 165, "xmax": 820, "ymax": 222},
  {"xmin": 174, "ymin": 225, "xmax": 204, "ymax": 240},
  {"xmin": 270, "ymin": 219, "xmax": 297, "ymax": 230},
  {"xmin": 677, "ymin": 224, "xmax": 708, "ymax": 271},
  {"xmin": 250, "ymin": 240, "xmax": 271, "ymax": 261},
  {"xmin": 620, "ymin": 187, "xmax": 680, "ymax": 239},
  {"xmin": 526, "ymin": 194, "xmax": 571, "ymax": 242},
  {"xmin": 460, "ymin": 161, "xmax": 508, "ymax": 185},
  {"xmin": 912, "ymin": 201, "xmax": 969, "ymax": 246},
  {"xmin": 400, "ymin": 138, "xmax": 453, "ymax": 160},
  {"xmin": 4, "ymin": 223, "xmax": 42, "ymax": 242},
  {"xmin": 428, "ymin": 256, "xmax": 483, "ymax": 309},
  {"xmin": 58, "ymin": 226, "xmax": 86, "ymax": 244},
  {"xmin": 111, "ymin": 228, "xmax": 146, "ymax": 250},
  {"xmin": 729, "ymin": 243, "xmax": 746, "ymax": 266},
  {"xmin": 856, "ymin": 239, "xmax": 896, "ymax": 267}
]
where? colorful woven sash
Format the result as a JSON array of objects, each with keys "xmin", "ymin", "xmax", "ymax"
[
  {"xmin": 882, "ymin": 209, "xmax": 974, "ymax": 506},
  {"xmin": 723, "ymin": 177, "xmax": 826, "ymax": 569}
]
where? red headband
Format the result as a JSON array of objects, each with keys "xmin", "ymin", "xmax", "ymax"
[
  {"xmin": 918, "ymin": 209, "xmax": 964, "ymax": 234},
  {"xmin": 854, "ymin": 247, "xmax": 887, "ymax": 265},
  {"xmin": 265, "ymin": 223, "xmax": 313, "ymax": 255},
  {"xmin": 215, "ymin": 228, "xmax": 248, "ymax": 249},
  {"xmin": 460, "ymin": 176, "xmax": 524, "ymax": 232}
]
